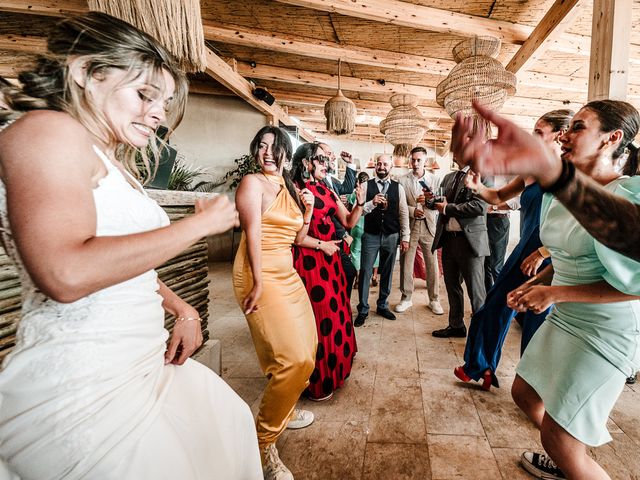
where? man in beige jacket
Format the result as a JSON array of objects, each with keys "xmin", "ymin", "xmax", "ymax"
[{"xmin": 395, "ymin": 147, "xmax": 443, "ymax": 315}]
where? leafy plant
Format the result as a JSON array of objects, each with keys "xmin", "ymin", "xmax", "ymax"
[
  {"xmin": 224, "ymin": 154, "xmax": 261, "ymax": 189},
  {"xmin": 168, "ymin": 157, "xmax": 226, "ymax": 192}
]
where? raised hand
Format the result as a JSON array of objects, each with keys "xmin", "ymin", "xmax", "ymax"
[
  {"xmin": 195, "ymin": 195, "xmax": 239, "ymax": 235},
  {"xmin": 340, "ymin": 151, "xmax": 353, "ymax": 163},
  {"xmin": 451, "ymin": 101, "xmax": 562, "ymax": 187},
  {"xmin": 299, "ymin": 188, "xmax": 315, "ymax": 211},
  {"xmin": 465, "ymin": 171, "xmax": 483, "ymax": 192}
]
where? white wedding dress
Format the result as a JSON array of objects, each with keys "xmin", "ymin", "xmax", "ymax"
[{"xmin": 0, "ymin": 147, "xmax": 262, "ymax": 479}]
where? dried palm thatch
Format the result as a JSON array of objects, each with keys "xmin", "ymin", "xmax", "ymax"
[
  {"xmin": 379, "ymin": 94, "xmax": 429, "ymax": 158},
  {"xmin": 88, "ymin": 0, "xmax": 207, "ymax": 72},
  {"xmin": 324, "ymin": 59, "xmax": 356, "ymax": 135},
  {"xmin": 436, "ymin": 36, "xmax": 516, "ymax": 137}
]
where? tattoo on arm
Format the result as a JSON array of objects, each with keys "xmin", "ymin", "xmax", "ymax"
[{"xmin": 555, "ymin": 169, "xmax": 640, "ymax": 261}]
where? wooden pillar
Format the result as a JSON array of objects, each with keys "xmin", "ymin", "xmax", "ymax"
[{"xmin": 587, "ymin": 0, "xmax": 633, "ymax": 101}]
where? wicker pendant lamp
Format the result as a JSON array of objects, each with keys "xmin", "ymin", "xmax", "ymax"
[
  {"xmin": 436, "ymin": 36, "xmax": 516, "ymax": 135},
  {"xmin": 379, "ymin": 94, "xmax": 429, "ymax": 158},
  {"xmin": 88, "ymin": 0, "xmax": 207, "ymax": 72},
  {"xmin": 324, "ymin": 59, "xmax": 356, "ymax": 135}
]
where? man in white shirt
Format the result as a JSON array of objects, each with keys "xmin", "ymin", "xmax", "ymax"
[
  {"xmin": 354, "ymin": 154, "xmax": 410, "ymax": 327},
  {"xmin": 483, "ymin": 175, "xmax": 518, "ymax": 291},
  {"xmin": 396, "ymin": 147, "xmax": 443, "ymax": 315}
]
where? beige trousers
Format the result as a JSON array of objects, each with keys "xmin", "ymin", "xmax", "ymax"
[{"xmin": 399, "ymin": 219, "xmax": 440, "ymax": 303}]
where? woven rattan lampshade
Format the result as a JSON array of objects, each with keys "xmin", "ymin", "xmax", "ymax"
[
  {"xmin": 88, "ymin": 0, "xmax": 207, "ymax": 72},
  {"xmin": 436, "ymin": 36, "xmax": 516, "ymax": 120},
  {"xmin": 324, "ymin": 59, "xmax": 356, "ymax": 135},
  {"xmin": 379, "ymin": 94, "xmax": 429, "ymax": 158}
]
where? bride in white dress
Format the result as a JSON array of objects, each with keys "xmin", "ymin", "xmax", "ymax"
[{"xmin": 0, "ymin": 12, "xmax": 261, "ymax": 480}]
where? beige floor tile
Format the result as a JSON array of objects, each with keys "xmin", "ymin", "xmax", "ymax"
[
  {"xmin": 491, "ymin": 448, "xmax": 532, "ymax": 480},
  {"xmin": 367, "ymin": 408, "xmax": 428, "ymax": 444},
  {"xmin": 470, "ymin": 382, "xmax": 542, "ymax": 449},
  {"xmin": 279, "ymin": 420, "xmax": 367, "ymax": 480},
  {"xmin": 299, "ymin": 374, "xmax": 375, "ymax": 422},
  {"xmin": 420, "ymin": 369, "xmax": 485, "ymax": 436},
  {"xmin": 428, "ymin": 434, "xmax": 501, "ymax": 479},
  {"xmin": 362, "ymin": 443, "xmax": 431, "ymax": 480},
  {"xmin": 589, "ymin": 432, "xmax": 640, "ymax": 479},
  {"xmin": 371, "ymin": 376, "xmax": 422, "ymax": 411},
  {"xmin": 610, "ymin": 390, "xmax": 640, "ymax": 446},
  {"xmin": 207, "ymin": 262, "xmax": 640, "ymax": 479},
  {"xmin": 415, "ymin": 329, "xmax": 460, "ymax": 372}
]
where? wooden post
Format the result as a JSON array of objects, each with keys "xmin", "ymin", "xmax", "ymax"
[{"xmin": 587, "ymin": 0, "xmax": 633, "ymax": 101}]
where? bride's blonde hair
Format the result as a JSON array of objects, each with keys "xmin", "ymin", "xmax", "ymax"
[{"xmin": 2, "ymin": 12, "xmax": 188, "ymax": 182}]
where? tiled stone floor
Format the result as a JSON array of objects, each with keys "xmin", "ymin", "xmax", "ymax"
[{"xmin": 208, "ymin": 262, "xmax": 640, "ymax": 480}]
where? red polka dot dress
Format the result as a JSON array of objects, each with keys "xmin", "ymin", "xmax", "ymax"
[{"xmin": 293, "ymin": 181, "xmax": 357, "ymax": 400}]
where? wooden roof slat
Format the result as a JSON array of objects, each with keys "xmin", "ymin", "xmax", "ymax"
[
  {"xmin": 203, "ymin": 21, "xmax": 455, "ymax": 76},
  {"xmin": 272, "ymin": 0, "xmax": 533, "ymax": 44},
  {"xmin": 507, "ymin": 0, "xmax": 583, "ymax": 74}
]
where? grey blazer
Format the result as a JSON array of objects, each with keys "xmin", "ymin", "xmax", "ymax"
[
  {"xmin": 431, "ymin": 170, "xmax": 490, "ymax": 257},
  {"xmin": 398, "ymin": 172, "xmax": 437, "ymax": 237},
  {"xmin": 327, "ymin": 167, "xmax": 356, "ymax": 196}
]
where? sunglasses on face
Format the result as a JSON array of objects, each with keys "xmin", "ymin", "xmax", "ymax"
[{"xmin": 309, "ymin": 155, "xmax": 330, "ymax": 165}]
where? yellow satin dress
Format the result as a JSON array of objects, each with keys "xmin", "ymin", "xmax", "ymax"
[{"xmin": 232, "ymin": 174, "xmax": 317, "ymax": 450}]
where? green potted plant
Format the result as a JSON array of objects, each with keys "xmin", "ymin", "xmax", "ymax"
[{"xmin": 224, "ymin": 154, "xmax": 261, "ymax": 189}]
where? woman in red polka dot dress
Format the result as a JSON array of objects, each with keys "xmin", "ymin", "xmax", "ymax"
[{"xmin": 291, "ymin": 142, "xmax": 366, "ymax": 401}]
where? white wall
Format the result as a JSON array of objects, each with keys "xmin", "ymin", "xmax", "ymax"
[{"xmin": 170, "ymin": 94, "xmax": 267, "ymax": 192}]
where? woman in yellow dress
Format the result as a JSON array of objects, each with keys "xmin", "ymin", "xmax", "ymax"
[{"xmin": 233, "ymin": 126, "xmax": 317, "ymax": 480}]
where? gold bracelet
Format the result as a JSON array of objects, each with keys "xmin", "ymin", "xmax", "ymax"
[{"xmin": 175, "ymin": 316, "xmax": 202, "ymax": 324}]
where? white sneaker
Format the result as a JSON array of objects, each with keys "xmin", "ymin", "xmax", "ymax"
[
  {"xmin": 286, "ymin": 408, "xmax": 314, "ymax": 429},
  {"xmin": 429, "ymin": 301, "xmax": 444, "ymax": 315},
  {"xmin": 394, "ymin": 300, "xmax": 413, "ymax": 313},
  {"xmin": 263, "ymin": 444, "xmax": 294, "ymax": 480}
]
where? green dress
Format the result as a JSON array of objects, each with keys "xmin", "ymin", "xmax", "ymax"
[
  {"xmin": 347, "ymin": 192, "xmax": 378, "ymax": 270},
  {"xmin": 516, "ymin": 176, "xmax": 640, "ymax": 447}
]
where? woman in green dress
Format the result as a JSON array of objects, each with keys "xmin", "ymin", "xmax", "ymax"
[
  {"xmin": 451, "ymin": 99, "xmax": 640, "ymax": 480},
  {"xmin": 503, "ymin": 100, "xmax": 640, "ymax": 480}
]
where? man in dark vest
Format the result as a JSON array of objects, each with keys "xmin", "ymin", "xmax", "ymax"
[{"xmin": 354, "ymin": 154, "xmax": 409, "ymax": 327}]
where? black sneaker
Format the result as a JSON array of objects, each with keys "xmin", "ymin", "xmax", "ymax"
[
  {"xmin": 521, "ymin": 452, "xmax": 566, "ymax": 479},
  {"xmin": 626, "ymin": 374, "xmax": 637, "ymax": 385},
  {"xmin": 354, "ymin": 313, "xmax": 367, "ymax": 327}
]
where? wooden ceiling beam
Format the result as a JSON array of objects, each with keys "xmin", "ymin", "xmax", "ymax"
[
  {"xmin": 240, "ymin": 62, "xmax": 583, "ymax": 113},
  {"xmin": 272, "ymin": 0, "xmax": 532, "ymax": 45},
  {"xmin": 204, "ymin": 22, "xmax": 595, "ymax": 94},
  {"xmin": 204, "ymin": 50, "xmax": 315, "ymax": 140},
  {"xmin": 588, "ymin": 0, "xmax": 633, "ymax": 101},
  {"xmin": 273, "ymin": 0, "xmax": 597, "ymax": 57},
  {"xmin": 0, "ymin": 33, "xmax": 613, "ymax": 99},
  {"xmin": 0, "ymin": 34, "xmax": 47, "ymax": 53},
  {"xmin": 0, "ymin": 0, "xmax": 86, "ymax": 16},
  {"xmin": 203, "ymin": 21, "xmax": 455, "ymax": 76},
  {"xmin": 236, "ymin": 61, "xmax": 436, "ymax": 98},
  {"xmin": 506, "ymin": 0, "xmax": 583, "ymax": 74}
]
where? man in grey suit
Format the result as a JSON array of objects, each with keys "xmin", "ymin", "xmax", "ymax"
[
  {"xmin": 395, "ymin": 147, "xmax": 443, "ymax": 315},
  {"xmin": 430, "ymin": 165, "xmax": 489, "ymax": 338}
]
